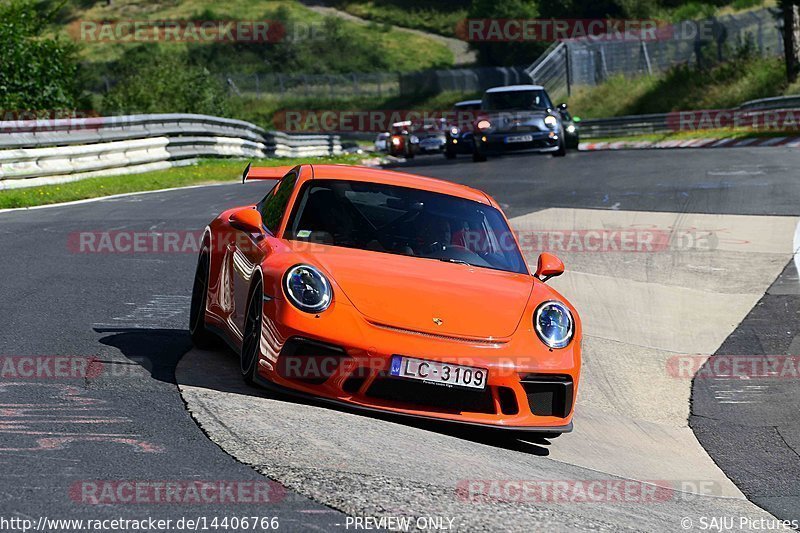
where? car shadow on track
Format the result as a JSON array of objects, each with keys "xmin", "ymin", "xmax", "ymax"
[
  {"xmin": 383, "ymin": 150, "xmax": 576, "ymax": 171},
  {"xmin": 96, "ymin": 327, "xmax": 552, "ymax": 456},
  {"xmin": 95, "ymin": 327, "xmax": 193, "ymax": 384}
]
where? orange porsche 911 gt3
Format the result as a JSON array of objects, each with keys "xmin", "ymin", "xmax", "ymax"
[{"xmin": 189, "ymin": 164, "xmax": 581, "ymax": 436}]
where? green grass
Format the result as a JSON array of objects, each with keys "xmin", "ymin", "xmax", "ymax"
[
  {"xmin": 0, "ymin": 155, "xmax": 363, "ymax": 209},
  {"xmin": 584, "ymin": 127, "xmax": 796, "ymax": 144},
  {"xmin": 56, "ymin": 0, "xmax": 453, "ymax": 73},
  {"xmin": 329, "ymin": 0, "xmax": 467, "ymax": 37},
  {"xmin": 325, "ymin": 0, "xmax": 773, "ymax": 37},
  {"xmin": 567, "ymin": 56, "xmax": 794, "ymax": 119}
]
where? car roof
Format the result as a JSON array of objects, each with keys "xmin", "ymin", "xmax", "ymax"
[
  {"xmin": 454, "ymin": 99, "xmax": 482, "ymax": 106},
  {"xmin": 304, "ymin": 165, "xmax": 494, "ymax": 206},
  {"xmin": 485, "ymin": 84, "xmax": 545, "ymax": 93}
]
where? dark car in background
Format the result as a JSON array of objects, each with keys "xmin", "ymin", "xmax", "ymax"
[
  {"xmin": 414, "ymin": 118, "xmax": 448, "ymax": 154},
  {"xmin": 471, "ymin": 85, "xmax": 567, "ymax": 162},
  {"xmin": 445, "ymin": 99, "xmax": 481, "ymax": 159},
  {"xmin": 557, "ymin": 103, "xmax": 581, "ymax": 149}
]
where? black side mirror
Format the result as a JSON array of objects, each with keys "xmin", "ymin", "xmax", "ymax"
[{"xmin": 558, "ymin": 103, "xmax": 568, "ymax": 110}]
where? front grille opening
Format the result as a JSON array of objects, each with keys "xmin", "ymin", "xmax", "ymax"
[
  {"xmin": 342, "ymin": 374, "xmax": 367, "ymax": 394},
  {"xmin": 520, "ymin": 374, "xmax": 574, "ymax": 418},
  {"xmin": 367, "ymin": 377, "xmax": 495, "ymax": 414},
  {"xmin": 497, "ymin": 386, "xmax": 519, "ymax": 415},
  {"xmin": 277, "ymin": 337, "xmax": 347, "ymax": 385}
]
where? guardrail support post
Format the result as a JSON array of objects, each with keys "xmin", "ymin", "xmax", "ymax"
[
  {"xmin": 641, "ymin": 41, "xmax": 653, "ymax": 75},
  {"xmin": 564, "ymin": 43, "xmax": 572, "ymax": 96}
]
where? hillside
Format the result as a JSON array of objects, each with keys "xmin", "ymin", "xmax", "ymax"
[
  {"xmin": 567, "ymin": 56, "xmax": 800, "ymax": 119},
  {"xmin": 327, "ymin": 0, "xmax": 776, "ymax": 39},
  {"xmin": 52, "ymin": 0, "xmax": 454, "ymax": 74}
]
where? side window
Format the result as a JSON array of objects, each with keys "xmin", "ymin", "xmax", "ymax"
[{"xmin": 258, "ymin": 171, "xmax": 299, "ymax": 233}]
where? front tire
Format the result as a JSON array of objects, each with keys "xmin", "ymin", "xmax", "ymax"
[
  {"xmin": 240, "ymin": 281, "xmax": 263, "ymax": 386},
  {"xmin": 189, "ymin": 254, "xmax": 216, "ymax": 348}
]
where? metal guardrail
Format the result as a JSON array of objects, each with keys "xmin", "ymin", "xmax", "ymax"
[
  {"xmin": 736, "ymin": 95, "xmax": 800, "ymax": 110},
  {"xmin": 224, "ymin": 72, "xmax": 401, "ymax": 99},
  {"xmin": 0, "ymin": 114, "xmax": 341, "ymax": 190},
  {"xmin": 525, "ymin": 42, "xmax": 570, "ymax": 101},
  {"xmin": 578, "ymin": 95, "xmax": 800, "ymax": 139},
  {"xmin": 527, "ymin": 8, "xmax": 782, "ymax": 99},
  {"xmin": 579, "ymin": 114, "xmax": 671, "ymax": 138}
]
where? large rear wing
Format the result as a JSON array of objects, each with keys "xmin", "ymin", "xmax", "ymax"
[{"xmin": 241, "ymin": 163, "xmax": 297, "ymax": 183}]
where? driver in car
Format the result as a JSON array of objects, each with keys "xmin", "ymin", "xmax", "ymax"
[{"xmin": 415, "ymin": 215, "xmax": 452, "ymax": 255}]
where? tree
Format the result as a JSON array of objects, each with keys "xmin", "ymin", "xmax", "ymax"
[
  {"xmin": 0, "ymin": 0, "xmax": 81, "ymax": 110},
  {"xmin": 466, "ymin": 0, "xmax": 544, "ymax": 67},
  {"xmin": 779, "ymin": 0, "xmax": 800, "ymax": 83},
  {"xmin": 101, "ymin": 47, "xmax": 230, "ymax": 116}
]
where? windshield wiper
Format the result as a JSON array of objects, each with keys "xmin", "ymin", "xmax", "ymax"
[{"xmin": 439, "ymin": 257, "xmax": 471, "ymax": 266}]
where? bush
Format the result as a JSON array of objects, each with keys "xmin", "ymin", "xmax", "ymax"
[
  {"xmin": 101, "ymin": 47, "xmax": 230, "ymax": 116},
  {"xmin": 467, "ymin": 0, "xmax": 546, "ymax": 67},
  {"xmin": 185, "ymin": 7, "xmax": 451, "ymax": 75},
  {"xmin": 568, "ymin": 56, "xmax": 788, "ymax": 117},
  {"xmin": 329, "ymin": 0, "xmax": 470, "ymax": 37},
  {"xmin": 0, "ymin": 0, "xmax": 81, "ymax": 110}
]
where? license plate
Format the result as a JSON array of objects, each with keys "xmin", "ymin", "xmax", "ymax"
[
  {"xmin": 389, "ymin": 355, "xmax": 487, "ymax": 390},
  {"xmin": 505, "ymin": 134, "xmax": 533, "ymax": 143}
]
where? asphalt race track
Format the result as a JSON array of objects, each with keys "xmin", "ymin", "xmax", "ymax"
[{"xmin": 1, "ymin": 147, "xmax": 799, "ymax": 531}]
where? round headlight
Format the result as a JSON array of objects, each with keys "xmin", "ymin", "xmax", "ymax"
[
  {"xmin": 283, "ymin": 265, "xmax": 332, "ymax": 313},
  {"xmin": 566, "ymin": 124, "xmax": 576, "ymax": 133},
  {"xmin": 477, "ymin": 119, "xmax": 492, "ymax": 130},
  {"xmin": 534, "ymin": 301, "xmax": 574, "ymax": 349},
  {"xmin": 544, "ymin": 115, "xmax": 558, "ymax": 128},
  {"xmin": 450, "ymin": 126, "xmax": 460, "ymax": 136}
]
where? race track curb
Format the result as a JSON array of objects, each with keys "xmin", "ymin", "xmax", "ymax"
[{"xmin": 579, "ymin": 136, "xmax": 800, "ymax": 151}]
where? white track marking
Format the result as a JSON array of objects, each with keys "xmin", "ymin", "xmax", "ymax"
[
  {"xmin": 506, "ymin": 208, "xmax": 798, "ymax": 495},
  {"xmin": 794, "ymin": 219, "xmax": 800, "ymax": 280},
  {"xmin": 93, "ymin": 295, "xmax": 191, "ymax": 328},
  {"xmin": 0, "ymin": 182, "xmax": 234, "ymax": 215}
]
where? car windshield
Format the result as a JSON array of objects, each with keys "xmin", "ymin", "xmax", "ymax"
[
  {"xmin": 483, "ymin": 89, "xmax": 552, "ymax": 111},
  {"xmin": 413, "ymin": 119, "xmax": 445, "ymax": 133},
  {"xmin": 285, "ymin": 180, "xmax": 528, "ymax": 275}
]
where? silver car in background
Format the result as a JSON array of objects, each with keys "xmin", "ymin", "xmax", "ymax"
[{"xmin": 471, "ymin": 85, "xmax": 567, "ymax": 162}]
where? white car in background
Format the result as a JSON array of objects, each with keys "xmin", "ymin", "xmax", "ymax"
[{"xmin": 374, "ymin": 132, "xmax": 390, "ymax": 152}]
